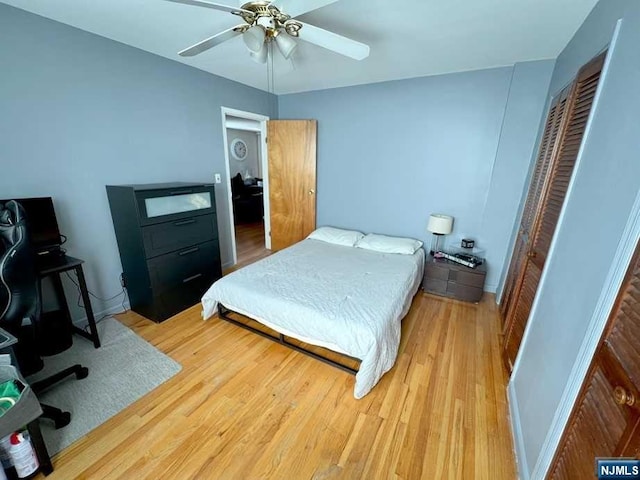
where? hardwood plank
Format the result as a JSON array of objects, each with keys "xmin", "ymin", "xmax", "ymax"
[
  {"xmin": 37, "ymin": 291, "xmax": 516, "ymax": 479},
  {"xmin": 234, "ymin": 220, "xmax": 270, "ymax": 267}
]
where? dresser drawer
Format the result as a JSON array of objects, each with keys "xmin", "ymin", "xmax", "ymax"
[
  {"xmin": 446, "ymin": 282, "xmax": 483, "ymax": 303},
  {"xmin": 148, "ymin": 239, "xmax": 221, "ymax": 293},
  {"xmin": 153, "ymin": 272, "xmax": 215, "ymax": 320},
  {"xmin": 136, "ymin": 185, "xmax": 216, "ymax": 226},
  {"xmin": 448, "ymin": 269, "xmax": 485, "ymax": 288},
  {"xmin": 142, "ymin": 214, "xmax": 218, "ymax": 258}
]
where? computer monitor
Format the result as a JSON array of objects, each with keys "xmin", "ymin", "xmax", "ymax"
[{"xmin": 0, "ymin": 197, "xmax": 63, "ymax": 254}]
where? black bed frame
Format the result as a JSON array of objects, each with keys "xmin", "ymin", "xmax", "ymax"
[{"xmin": 218, "ymin": 304, "xmax": 360, "ymax": 375}]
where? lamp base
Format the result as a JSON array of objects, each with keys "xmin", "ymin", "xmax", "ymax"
[{"xmin": 430, "ymin": 233, "xmax": 444, "ymax": 256}]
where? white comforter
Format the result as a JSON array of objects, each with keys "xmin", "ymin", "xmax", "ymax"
[{"xmin": 201, "ymin": 239, "xmax": 425, "ymax": 398}]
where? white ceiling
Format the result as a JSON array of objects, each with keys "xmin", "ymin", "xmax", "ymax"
[{"xmin": 1, "ymin": 0, "xmax": 598, "ymax": 95}]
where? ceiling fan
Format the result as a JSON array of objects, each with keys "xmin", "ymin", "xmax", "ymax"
[{"xmin": 166, "ymin": 0, "xmax": 370, "ymax": 64}]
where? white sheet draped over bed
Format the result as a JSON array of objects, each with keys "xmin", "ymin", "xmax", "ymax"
[{"xmin": 201, "ymin": 239, "xmax": 425, "ymax": 398}]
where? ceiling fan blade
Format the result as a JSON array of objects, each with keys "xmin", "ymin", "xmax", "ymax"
[
  {"xmin": 268, "ymin": 0, "xmax": 339, "ymax": 18},
  {"xmin": 297, "ymin": 22, "xmax": 369, "ymax": 60},
  {"xmin": 165, "ymin": 0, "xmax": 252, "ymax": 15},
  {"xmin": 178, "ymin": 26, "xmax": 243, "ymax": 57}
]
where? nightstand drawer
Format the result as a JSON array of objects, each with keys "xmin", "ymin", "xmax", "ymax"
[
  {"xmin": 446, "ymin": 282, "xmax": 483, "ymax": 303},
  {"xmin": 423, "ymin": 255, "xmax": 486, "ymax": 303},
  {"xmin": 424, "ymin": 278, "xmax": 448, "ymax": 295},
  {"xmin": 448, "ymin": 269, "xmax": 485, "ymax": 288},
  {"xmin": 425, "ymin": 263, "xmax": 450, "ymax": 281}
]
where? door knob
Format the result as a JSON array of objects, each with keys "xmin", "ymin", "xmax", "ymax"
[
  {"xmin": 527, "ymin": 251, "xmax": 537, "ymax": 259},
  {"xmin": 613, "ymin": 386, "xmax": 635, "ymax": 406},
  {"xmin": 308, "ymin": 189, "xmax": 315, "ymax": 195}
]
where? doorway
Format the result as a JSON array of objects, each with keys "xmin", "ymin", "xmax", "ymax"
[{"xmin": 221, "ymin": 107, "xmax": 270, "ymax": 267}]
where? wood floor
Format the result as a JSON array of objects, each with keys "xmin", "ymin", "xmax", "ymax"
[
  {"xmin": 37, "ymin": 291, "xmax": 517, "ymax": 479},
  {"xmin": 235, "ymin": 221, "xmax": 270, "ymax": 266}
]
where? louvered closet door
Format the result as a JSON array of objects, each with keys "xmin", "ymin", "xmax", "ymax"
[
  {"xmin": 504, "ymin": 260, "xmax": 542, "ymax": 365},
  {"xmin": 503, "ymin": 52, "xmax": 606, "ymax": 371},
  {"xmin": 500, "ymin": 87, "xmax": 571, "ymax": 321},
  {"xmin": 531, "ymin": 52, "xmax": 606, "ymax": 267},
  {"xmin": 548, "ymin": 242, "xmax": 640, "ymax": 480},
  {"xmin": 500, "ymin": 236, "xmax": 527, "ymax": 321}
]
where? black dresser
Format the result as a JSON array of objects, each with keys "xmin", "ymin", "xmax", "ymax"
[{"xmin": 106, "ymin": 182, "xmax": 222, "ymax": 322}]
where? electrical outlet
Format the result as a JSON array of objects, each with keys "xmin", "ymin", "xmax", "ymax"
[{"xmin": 214, "ymin": 173, "xmax": 222, "ymax": 184}]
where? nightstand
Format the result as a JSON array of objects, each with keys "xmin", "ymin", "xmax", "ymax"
[{"xmin": 423, "ymin": 255, "xmax": 486, "ymax": 303}]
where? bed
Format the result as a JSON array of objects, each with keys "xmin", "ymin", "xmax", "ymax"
[{"xmin": 201, "ymin": 236, "xmax": 425, "ymax": 398}]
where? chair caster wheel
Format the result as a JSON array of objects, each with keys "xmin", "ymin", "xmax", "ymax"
[
  {"xmin": 76, "ymin": 367, "xmax": 89, "ymax": 379},
  {"xmin": 55, "ymin": 412, "xmax": 71, "ymax": 429}
]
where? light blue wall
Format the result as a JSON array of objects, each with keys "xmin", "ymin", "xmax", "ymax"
[
  {"xmin": 509, "ymin": 1, "xmax": 640, "ymax": 477},
  {"xmin": 278, "ymin": 63, "xmax": 553, "ymax": 291},
  {"xmin": 481, "ymin": 60, "xmax": 554, "ymax": 292},
  {"xmin": 0, "ymin": 4, "xmax": 276, "ymax": 320},
  {"xmin": 0, "ymin": 3, "xmax": 557, "ymax": 322}
]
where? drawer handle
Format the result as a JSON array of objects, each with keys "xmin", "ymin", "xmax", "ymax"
[
  {"xmin": 174, "ymin": 219, "xmax": 196, "ymax": 226},
  {"xmin": 178, "ymin": 247, "xmax": 200, "ymax": 256},
  {"xmin": 182, "ymin": 273, "xmax": 203, "ymax": 283},
  {"xmin": 170, "ymin": 190, "xmax": 193, "ymax": 195},
  {"xmin": 614, "ymin": 386, "xmax": 635, "ymax": 406}
]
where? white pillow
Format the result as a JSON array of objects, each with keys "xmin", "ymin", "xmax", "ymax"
[
  {"xmin": 355, "ymin": 233, "xmax": 423, "ymax": 255},
  {"xmin": 307, "ymin": 226, "xmax": 365, "ymax": 247}
]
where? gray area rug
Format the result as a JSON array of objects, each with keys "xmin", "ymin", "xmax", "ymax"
[{"xmin": 28, "ymin": 317, "xmax": 181, "ymax": 456}]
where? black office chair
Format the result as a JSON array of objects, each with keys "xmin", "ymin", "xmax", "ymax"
[{"xmin": 0, "ymin": 200, "xmax": 88, "ymax": 429}]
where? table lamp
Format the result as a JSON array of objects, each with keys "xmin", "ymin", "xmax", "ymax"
[{"xmin": 427, "ymin": 214, "xmax": 454, "ymax": 255}]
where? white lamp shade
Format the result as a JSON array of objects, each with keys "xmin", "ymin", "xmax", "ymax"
[
  {"xmin": 243, "ymin": 25, "xmax": 266, "ymax": 53},
  {"xmin": 250, "ymin": 44, "xmax": 268, "ymax": 63},
  {"xmin": 427, "ymin": 214, "xmax": 454, "ymax": 235},
  {"xmin": 275, "ymin": 33, "xmax": 297, "ymax": 59}
]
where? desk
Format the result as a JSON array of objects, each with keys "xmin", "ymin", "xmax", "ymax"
[
  {"xmin": 245, "ymin": 185, "xmax": 264, "ymax": 195},
  {"xmin": 37, "ymin": 256, "xmax": 101, "ymax": 349}
]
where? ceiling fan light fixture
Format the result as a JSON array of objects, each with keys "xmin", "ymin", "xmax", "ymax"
[
  {"xmin": 243, "ymin": 25, "xmax": 266, "ymax": 53},
  {"xmin": 275, "ymin": 32, "xmax": 297, "ymax": 59},
  {"xmin": 170, "ymin": 0, "xmax": 371, "ymax": 64},
  {"xmin": 283, "ymin": 20, "xmax": 302, "ymax": 37},
  {"xmin": 250, "ymin": 44, "xmax": 268, "ymax": 64}
]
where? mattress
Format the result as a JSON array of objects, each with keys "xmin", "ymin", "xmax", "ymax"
[{"xmin": 201, "ymin": 238, "xmax": 425, "ymax": 398}]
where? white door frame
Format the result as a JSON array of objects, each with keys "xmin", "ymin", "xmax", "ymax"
[{"xmin": 221, "ymin": 107, "xmax": 270, "ymax": 266}]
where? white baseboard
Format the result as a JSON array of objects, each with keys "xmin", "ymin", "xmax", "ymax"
[
  {"xmin": 508, "ymin": 382, "xmax": 529, "ymax": 480},
  {"xmin": 484, "ymin": 282, "xmax": 498, "ymax": 293},
  {"xmin": 71, "ymin": 300, "xmax": 131, "ymax": 329}
]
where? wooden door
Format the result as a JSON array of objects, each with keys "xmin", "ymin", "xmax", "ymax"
[
  {"xmin": 503, "ymin": 52, "xmax": 606, "ymax": 371},
  {"xmin": 548, "ymin": 241, "xmax": 640, "ymax": 479},
  {"xmin": 267, "ymin": 120, "xmax": 317, "ymax": 251},
  {"xmin": 500, "ymin": 87, "xmax": 570, "ymax": 321}
]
